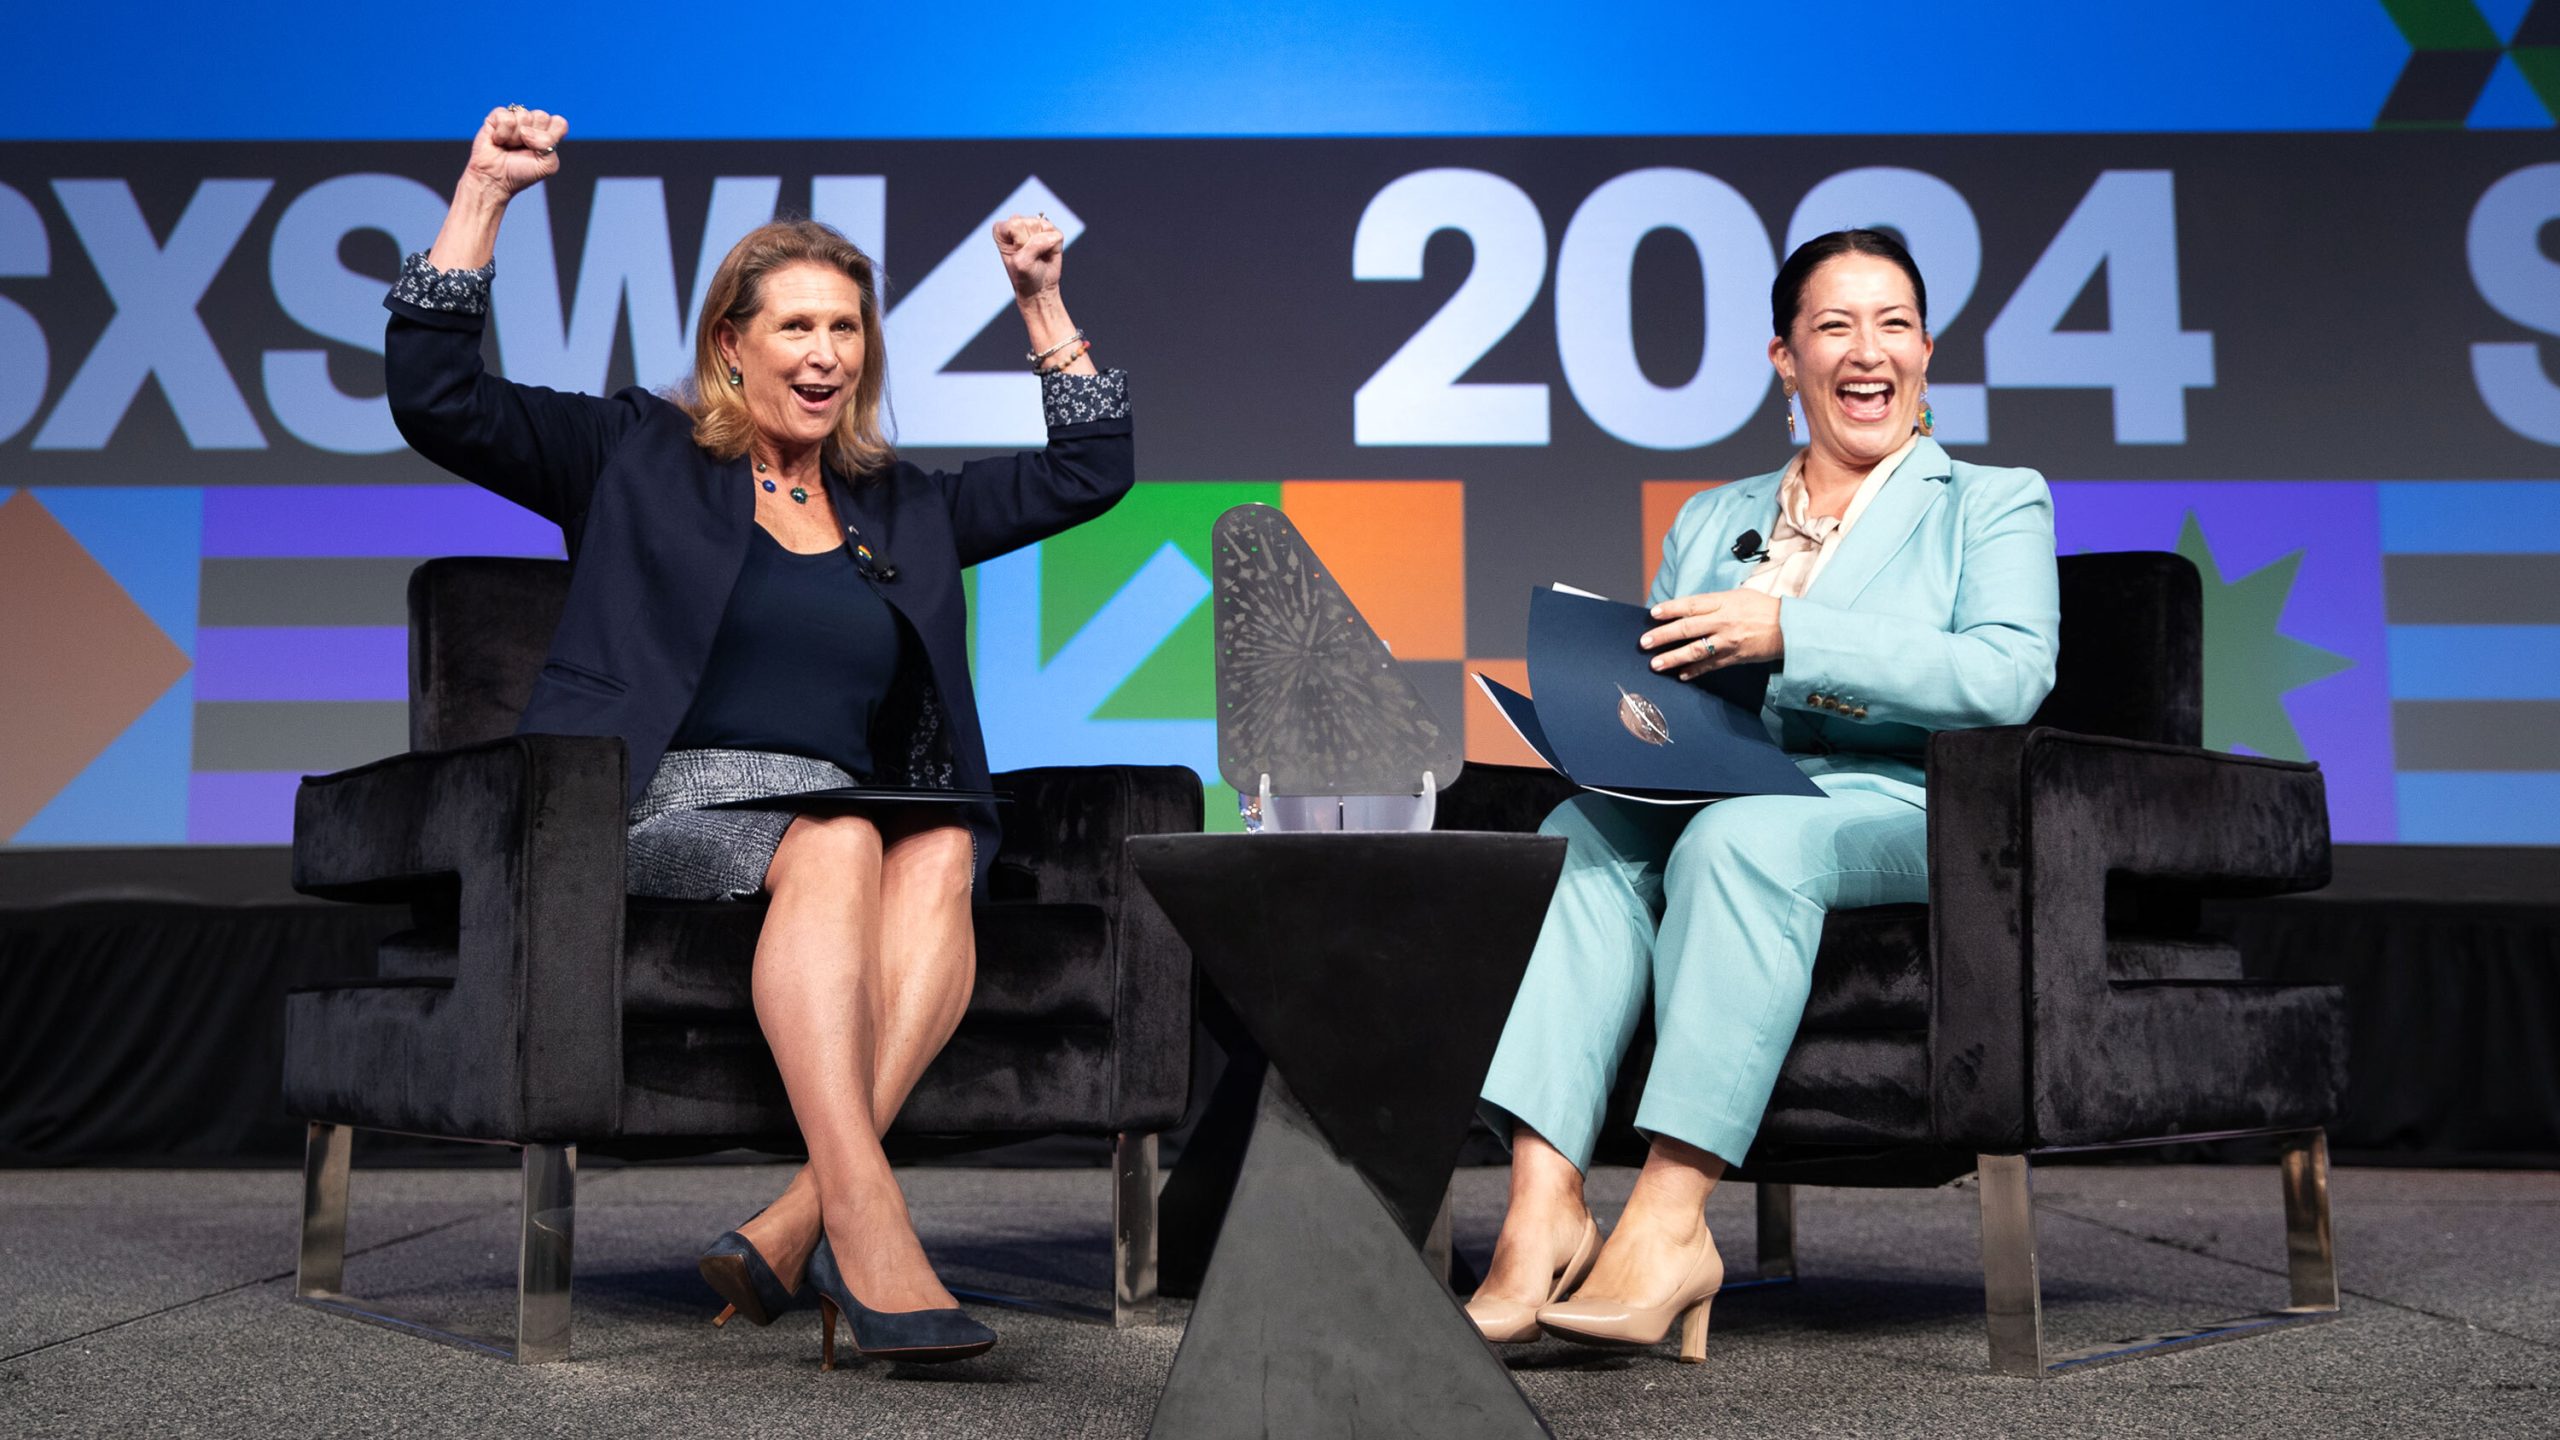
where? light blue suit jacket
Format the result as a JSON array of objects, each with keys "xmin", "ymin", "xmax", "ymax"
[{"xmin": 1649, "ymin": 437, "xmax": 2060, "ymax": 806}]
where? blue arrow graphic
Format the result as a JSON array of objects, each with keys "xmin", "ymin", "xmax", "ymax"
[{"xmin": 973, "ymin": 539, "xmax": 1218, "ymax": 778}]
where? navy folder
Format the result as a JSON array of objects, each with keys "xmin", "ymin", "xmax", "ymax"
[{"xmin": 1472, "ymin": 587, "xmax": 1822, "ymax": 804}]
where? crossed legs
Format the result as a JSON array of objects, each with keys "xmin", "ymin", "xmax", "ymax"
[{"xmin": 733, "ymin": 814, "xmax": 976, "ymax": 1311}]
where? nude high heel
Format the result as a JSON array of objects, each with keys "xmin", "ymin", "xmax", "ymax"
[
  {"xmin": 1465, "ymin": 1216, "xmax": 1601, "ymax": 1345},
  {"xmin": 1535, "ymin": 1230, "xmax": 1724, "ymax": 1363}
]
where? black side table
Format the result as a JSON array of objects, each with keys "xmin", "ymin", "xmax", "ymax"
[{"xmin": 1129, "ymin": 831, "xmax": 1565, "ymax": 1440}]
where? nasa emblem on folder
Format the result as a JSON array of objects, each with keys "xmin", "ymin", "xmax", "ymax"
[{"xmin": 1616, "ymin": 686, "xmax": 1673, "ymax": 747}]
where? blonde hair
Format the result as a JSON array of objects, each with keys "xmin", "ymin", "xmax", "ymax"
[{"xmin": 679, "ymin": 219, "xmax": 892, "ymax": 476}]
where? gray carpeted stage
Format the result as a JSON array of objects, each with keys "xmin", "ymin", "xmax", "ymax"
[{"xmin": 4, "ymin": 1162, "xmax": 2553, "ymax": 1438}]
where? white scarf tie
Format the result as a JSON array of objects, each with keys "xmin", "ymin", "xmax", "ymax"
[{"xmin": 1740, "ymin": 436, "xmax": 1919, "ymax": 601}]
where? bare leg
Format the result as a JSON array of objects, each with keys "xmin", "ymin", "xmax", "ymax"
[
  {"xmin": 861, "ymin": 822, "xmax": 977, "ymax": 1122},
  {"xmin": 736, "ymin": 1166, "xmax": 823, "ymax": 1290},
  {"xmin": 1569, "ymin": 1135, "xmax": 1726, "ymax": 1303},
  {"xmin": 820, "ymin": 820, "xmax": 975, "ymax": 1308},
  {"xmin": 737, "ymin": 820, "xmax": 975, "ymax": 1300},
  {"xmin": 742, "ymin": 815, "xmax": 954, "ymax": 1312},
  {"xmin": 1469, "ymin": 1127, "xmax": 1596, "ymax": 1308}
]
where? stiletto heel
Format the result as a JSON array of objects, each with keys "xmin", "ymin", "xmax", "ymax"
[
  {"xmin": 1466, "ymin": 1216, "xmax": 1601, "ymax": 1345},
  {"xmin": 804, "ymin": 1237, "xmax": 996, "ymax": 1366},
  {"xmin": 1677, "ymin": 1296, "xmax": 1713, "ymax": 1363},
  {"xmin": 698, "ymin": 1228, "xmax": 800, "ymax": 1327}
]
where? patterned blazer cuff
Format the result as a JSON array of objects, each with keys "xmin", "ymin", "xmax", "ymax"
[
  {"xmin": 389, "ymin": 250, "xmax": 495, "ymax": 316},
  {"xmin": 1042, "ymin": 367, "xmax": 1130, "ymax": 428}
]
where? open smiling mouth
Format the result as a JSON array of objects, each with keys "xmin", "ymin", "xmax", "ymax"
[
  {"xmin": 791, "ymin": 384, "xmax": 840, "ymax": 409},
  {"xmin": 1837, "ymin": 379, "xmax": 1894, "ymax": 423}
]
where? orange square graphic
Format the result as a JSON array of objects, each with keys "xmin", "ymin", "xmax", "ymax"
[
  {"xmin": 1640, "ymin": 480, "xmax": 1727, "ymax": 596},
  {"xmin": 1280, "ymin": 481, "xmax": 1465, "ymax": 661},
  {"xmin": 0, "ymin": 491, "xmax": 191, "ymax": 836},
  {"xmin": 1462, "ymin": 657, "xmax": 1543, "ymax": 768}
]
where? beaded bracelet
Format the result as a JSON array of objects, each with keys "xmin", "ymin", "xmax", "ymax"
[
  {"xmin": 1026, "ymin": 327, "xmax": 1087, "ymax": 367},
  {"xmin": 1035, "ymin": 338, "xmax": 1092, "ymax": 375}
]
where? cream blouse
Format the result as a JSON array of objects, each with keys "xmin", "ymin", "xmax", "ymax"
[{"xmin": 1740, "ymin": 436, "xmax": 1921, "ymax": 601}]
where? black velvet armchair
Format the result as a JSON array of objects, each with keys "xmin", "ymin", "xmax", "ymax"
[
  {"xmin": 1433, "ymin": 551, "xmax": 2348, "ymax": 1374},
  {"xmin": 282, "ymin": 557, "xmax": 1199, "ymax": 1361}
]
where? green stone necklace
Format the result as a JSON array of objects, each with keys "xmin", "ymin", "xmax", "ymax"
[{"xmin": 754, "ymin": 459, "xmax": 808, "ymax": 505}]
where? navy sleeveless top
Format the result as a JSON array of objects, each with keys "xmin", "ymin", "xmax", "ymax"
[{"xmin": 670, "ymin": 526, "xmax": 906, "ymax": 780}]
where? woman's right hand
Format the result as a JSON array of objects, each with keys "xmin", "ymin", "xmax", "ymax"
[{"xmin": 465, "ymin": 104, "xmax": 569, "ymax": 201}]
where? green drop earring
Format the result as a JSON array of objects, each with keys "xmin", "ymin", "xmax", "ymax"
[
  {"xmin": 1918, "ymin": 383, "xmax": 1935, "ymax": 438},
  {"xmin": 727, "ymin": 365, "xmax": 743, "ymax": 387}
]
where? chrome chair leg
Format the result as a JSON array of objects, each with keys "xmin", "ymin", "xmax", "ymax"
[
  {"xmin": 1756, "ymin": 1181, "xmax": 1798, "ymax": 1281},
  {"xmin": 1113, "ymin": 1130, "xmax": 1161, "ymax": 1328},
  {"xmin": 296, "ymin": 1121, "xmax": 351, "ymax": 1298},
  {"xmin": 1975, "ymin": 1128, "xmax": 2343, "ymax": 1376},
  {"xmin": 1423, "ymin": 1183, "xmax": 1455, "ymax": 1289},
  {"xmin": 289, "ymin": 1123, "xmax": 578, "ymax": 1364},
  {"xmin": 1718, "ymin": 1180, "xmax": 1802, "ymax": 1294},
  {"xmin": 515, "ymin": 1143, "xmax": 576, "ymax": 1363},
  {"xmin": 960, "ymin": 1129, "xmax": 1163, "ymax": 1326},
  {"xmin": 1977, "ymin": 1153, "xmax": 2046, "ymax": 1375},
  {"xmin": 2282, "ymin": 1129, "xmax": 2339, "ymax": 1310}
]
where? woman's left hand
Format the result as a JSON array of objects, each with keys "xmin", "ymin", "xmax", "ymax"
[
  {"xmin": 1642, "ymin": 588, "xmax": 1784, "ymax": 680},
  {"xmin": 993, "ymin": 213, "xmax": 1066, "ymax": 299}
]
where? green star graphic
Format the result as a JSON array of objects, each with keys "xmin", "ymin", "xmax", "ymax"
[{"xmin": 2175, "ymin": 511, "xmax": 2353, "ymax": 761}]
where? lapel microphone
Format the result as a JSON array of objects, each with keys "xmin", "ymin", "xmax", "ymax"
[
  {"xmin": 1731, "ymin": 529, "xmax": 1770, "ymax": 564},
  {"xmin": 845, "ymin": 522, "xmax": 899, "ymax": 583}
]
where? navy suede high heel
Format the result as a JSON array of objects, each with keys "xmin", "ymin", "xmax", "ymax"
[
  {"xmin": 804, "ymin": 1237, "xmax": 997, "ymax": 1367},
  {"xmin": 698, "ymin": 1230, "xmax": 798, "ymax": 1328}
]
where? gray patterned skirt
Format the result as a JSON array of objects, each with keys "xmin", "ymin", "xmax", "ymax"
[{"xmin": 626, "ymin": 749, "xmax": 857, "ymax": 900}]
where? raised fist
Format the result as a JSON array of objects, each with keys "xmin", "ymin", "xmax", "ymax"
[
  {"xmin": 991, "ymin": 213, "xmax": 1065, "ymax": 299},
  {"xmin": 466, "ymin": 105, "xmax": 569, "ymax": 199}
]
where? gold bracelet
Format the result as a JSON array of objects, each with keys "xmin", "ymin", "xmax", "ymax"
[{"xmin": 1026, "ymin": 327, "xmax": 1087, "ymax": 368}]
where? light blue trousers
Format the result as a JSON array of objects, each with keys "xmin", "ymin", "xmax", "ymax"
[{"xmin": 1479, "ymin": 776, "xmax": 1929, "ymax": 1171}]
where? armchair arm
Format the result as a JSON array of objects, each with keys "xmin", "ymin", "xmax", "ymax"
[
  {"xmin": 1925, "ymin": 726, "xmax": 2331, "ymax": 1150},
  {"xmin": 992, "ymin": 764, "xmax": 1204, "ymax": 1126},
  {"xmin": 989, "ymin": 765, "xmax": 1204, "ymax": 908},
  {"xmin": 292, "ymin": 734, "xmax": 629, "ymax": 1138}
]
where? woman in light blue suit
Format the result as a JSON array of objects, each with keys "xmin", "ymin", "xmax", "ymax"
[{"xmin": 1465, "ymin": 230, "xmax": 2061, "ymax": 1360}]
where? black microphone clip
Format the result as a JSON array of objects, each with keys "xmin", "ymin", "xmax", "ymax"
[
  {"xmin": 1731, "ymin": 528, "xmax": 1769, "ymax": 564},
  {"xmin": 847, "ymin": 521, "xmax": 897, "ymax": 582}
]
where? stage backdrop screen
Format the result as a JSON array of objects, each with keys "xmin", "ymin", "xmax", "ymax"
[{"xmin": 4, "ymin": 2, "xmax": 2557, "ymax": 845}]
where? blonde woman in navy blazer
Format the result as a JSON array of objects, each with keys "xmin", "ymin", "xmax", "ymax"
[
  {"xmin": 386, "ymin": 106, "xmax": 1132, "ymax": 1365},
  {"xmin": 1466, "ymin": 230, "xmax": 2061, "ymax": 1360}
]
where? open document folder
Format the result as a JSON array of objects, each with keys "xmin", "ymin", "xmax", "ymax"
[{"xmin": 1472, "ymin": 586, "xmax": 1823, "ymax": 805}]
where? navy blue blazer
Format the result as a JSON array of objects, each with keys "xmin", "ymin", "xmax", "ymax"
[{"xmin": 382, "ymin": 294, "xmax": 1135, "ymax": 890}]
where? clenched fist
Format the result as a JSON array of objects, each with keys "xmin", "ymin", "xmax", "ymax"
[
  {"xmin": 467, "ymin": 104, "xmax": 570, "ymax": 200},
  {"xmin": 992, "ymin": 213, "xmax": 1065, "ymax": 299}
]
